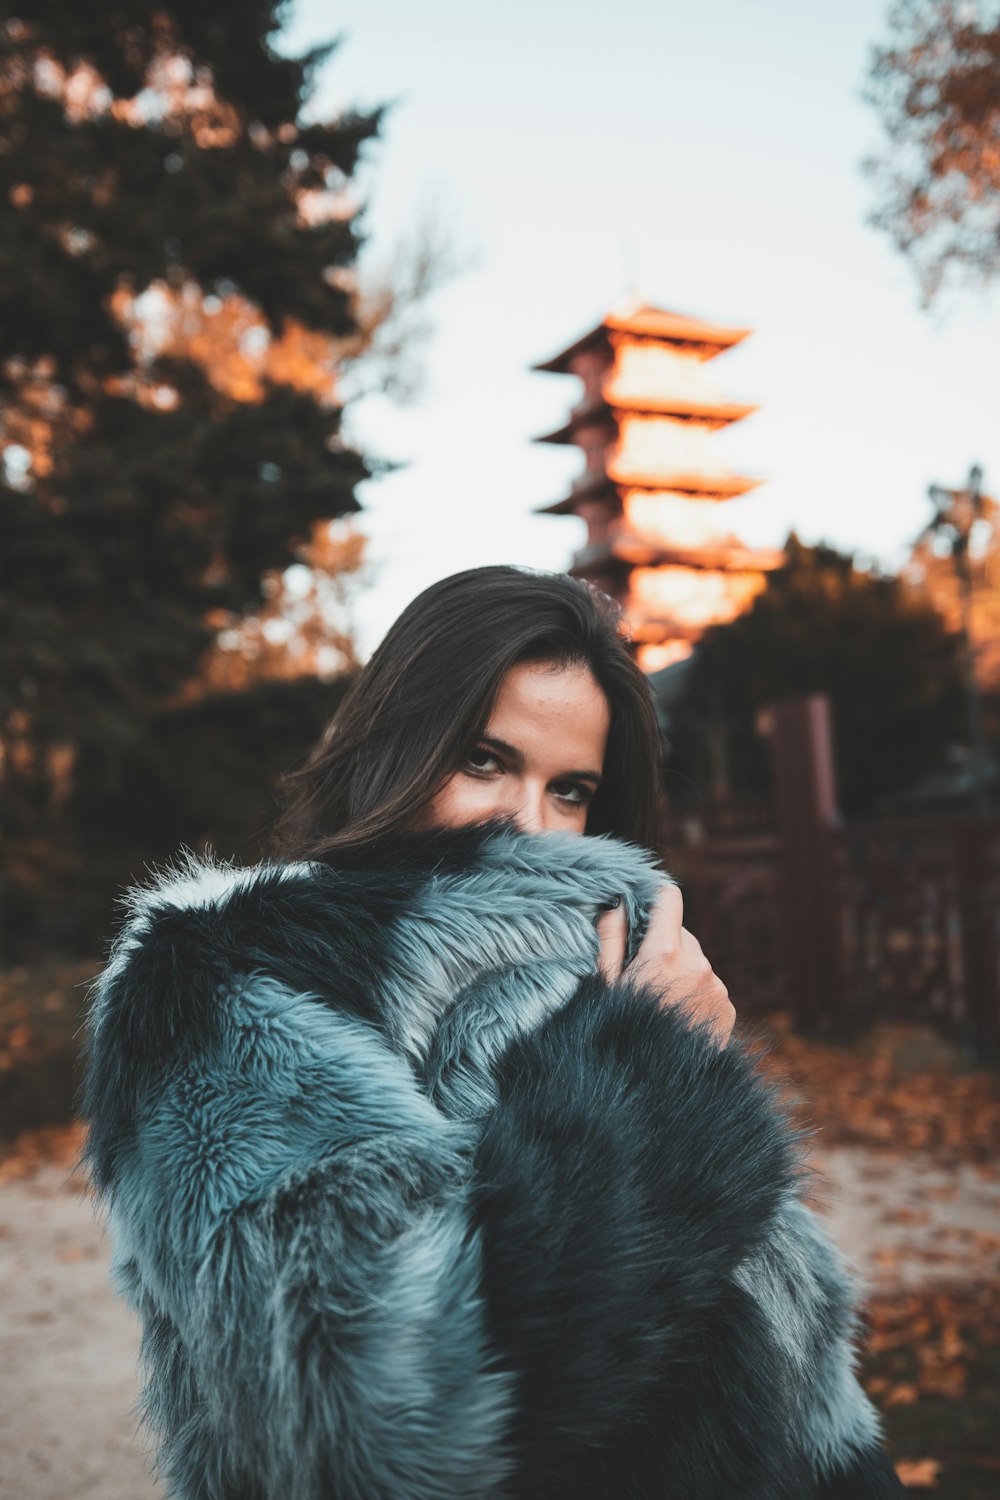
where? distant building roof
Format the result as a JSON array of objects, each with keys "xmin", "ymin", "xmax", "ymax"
[
  {"xmin": 534, "ymin": 467, "xmax": 761, "ymax": 516},
  {"xmin": 533, "ymin": 300, "xmax": 752, "ymax": 374},
  {"xmin": 605, "ymin": 461, "xmax": 762, "ymax": 499},
  {"xmin": 534, "ymin": 392, "xmax": 758, "ymax": 445},
  {"xmin": 569, "ymin": 537, "xmax": 779, "ymax": 576},
  {"xmin": 601, "ymin": 536, "xmax": 785, "ymax": 573}
]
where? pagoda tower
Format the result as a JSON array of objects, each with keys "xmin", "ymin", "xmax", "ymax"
[{"xmin": 534, "ymin": 299, "xmax": 783, "ymax": 671}]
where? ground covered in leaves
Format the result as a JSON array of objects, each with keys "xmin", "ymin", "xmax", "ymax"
[
  {"xmin": 754, "ymin": 1016, "xmax": 1000, "ymax": 1497},
  {"xmin": 0, "ymin": 960, "xmax": 97, "ymax": 1137},
  {"xmin": 862, "ymin": 1285, "xmax": 1000, "ymax": 1497},
  {"xmin": 753, "ymin": 1015, "xmax": 1000, "ymax": 1166}
]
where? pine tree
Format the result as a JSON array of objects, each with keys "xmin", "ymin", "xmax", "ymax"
[
  {"xmin": 0, "ymin": 2, "xmax": 384, "ymax": 948},
  {"xmin": 0, "ymin": 6, "xmax": 378, "ymax": 788}
]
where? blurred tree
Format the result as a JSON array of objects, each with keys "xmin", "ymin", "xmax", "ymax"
[
  {"xmin": 864, "ymin": 0, "xmax": 1000, "ymax": 304},
  {"xmin": 665, "ymin": 537, "xmax": 967, "ymax": 816},
  {"xmin": 907, "ymin": 500, "xmax": 1000, "ymax": 696},
  {"xmin": 0, "ymin": 2, "xmax": 383, "ymax": 832},
  {"xmin": 0, "ymin": 2, "xmax": 452, "ymax": 955}
]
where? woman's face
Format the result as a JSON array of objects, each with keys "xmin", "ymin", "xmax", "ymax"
[{"xmin": 419, "ymin": 659, "xmax": 611, "ymax": 836}]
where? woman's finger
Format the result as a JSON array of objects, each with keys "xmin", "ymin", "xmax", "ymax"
[
  {"xmin": 678, "ymin": 978, "xmax": 736, "ymax": 1048},
  {"xmin": 595, "ymin": 902, "xmax": 627, "ymax": 983},
  {"xmin": 636, "ymin": 883, "xmax": 684, "ymax": 960},
  {"xmin": 626, "ymin": 888, "xmax": 736, "ymax": 1048}
]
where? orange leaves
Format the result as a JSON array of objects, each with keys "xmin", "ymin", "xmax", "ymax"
[
  {"xmin": 864, "ymin": 1283, "xmax": 999, "ymax": 1401},
  {"xmin": 112, "ymin": 283, "xmax": 345, "ymax": 409},
  {"xmin": 885, "ymin": 1384, "xmax": 921, "ymax": 1408},
  {"xmin": 924, "ymin": 1184, "xmax": 960, "ymax": 1203},
  {"xmin": 895, "ymin": 1457, "xmax": 942, "ymax": 1488},
  {"xmin": 747, "ymin": 1015, "xmax": 1000, "ymax": 1489},
  {"xmin": 888, "ymin": 1208, "xmax": 934, "ymax": 1227},
  {"xmin": 0, "ymin": 961, "xmax": 97, "ymax": 1143},
  {"xmin": 0, "ymin": 1122, "xmax": 87, "ymax": 1187},
  {"xmin": 750, "ymin": 1017, "xmax": 1000, "ymax": 1166},
  {"xmin": 3, "ymin": 1022, "xmax": 33, "ymax": 1055},
  {"xmin": 0, "ymin": 962, "xmax": 92, "ymax": 1076},
  {"xmin": 861, "ymin": 1284, "xmax": 1000, "ymax": 1490}
]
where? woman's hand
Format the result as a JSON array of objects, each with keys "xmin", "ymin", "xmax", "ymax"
[{"xmin": 595, "ymin": 885, "xmax": 735, "ymax": 1048}]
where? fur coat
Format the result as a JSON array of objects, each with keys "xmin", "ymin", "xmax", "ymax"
[{"xmin": 80, "ymin": 819, "xmax": 905, "ymax": 1500}]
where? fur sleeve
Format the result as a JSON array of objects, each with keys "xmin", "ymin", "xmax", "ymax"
[
  {"xmin": 735, "ymin": 1197, "xmax": 906, "ymax": 1497},
  {"xmin": 82, "ymin": 955, "xmax": 518, "ymax": 1500},
  {"xmin": 468, "ymin": 975, "xmax": 903, "ymax": 1499},
  {"xmin": 469, "ymin": 972, "xmax": 817, "ymax": 1498}
]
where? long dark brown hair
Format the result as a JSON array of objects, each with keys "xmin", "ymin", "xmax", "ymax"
[{"xmin": 273, "ymin": 565, "xmax": 665, "ymax": 859}]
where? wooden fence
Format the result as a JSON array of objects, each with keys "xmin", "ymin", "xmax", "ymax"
[{"xmin": 663, "ymin": 696, "xmax": 1000, "ymax": 1059}]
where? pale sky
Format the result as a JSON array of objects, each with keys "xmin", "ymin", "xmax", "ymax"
[{"xmin": 284, "ymin": 0, "xmax": 1000, "ymax": 659}]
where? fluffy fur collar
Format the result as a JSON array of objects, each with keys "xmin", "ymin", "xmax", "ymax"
[{"xmin": 80, "ymin": 821, "xmax": 902, "ymax": 1500}]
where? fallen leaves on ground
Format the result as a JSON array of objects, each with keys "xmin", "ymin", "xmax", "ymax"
[
  {"xmin": 0, "ymin": 960, "xmax": 97, "ymax": 1073},
  {"xmin": 746, "ymin": 1016, "xmax": 1000, "ymax": 1496},
  {"xmin": 0, "ymin": 1121, "xmax": 88, "ymax": 1187},
  {"xmin": 0, "ymin": 959, "xmax": 98, "ymax": 1137},
  {"xmin": 749, "ymin": 1015, "xmax": 1000, "ymax": 1166},
  {"xmin": 895, "ymin": 1457, "xmax": 942, "ymax": 1488},
  {"xmin": 861, "ymin": 1285, "xmax": 1000, "ymax": 1499}
]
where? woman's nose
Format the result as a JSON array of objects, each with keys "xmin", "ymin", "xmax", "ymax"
[{"xmin": 507, "ymin": 785, "xmax": 546, "ymax": 834}]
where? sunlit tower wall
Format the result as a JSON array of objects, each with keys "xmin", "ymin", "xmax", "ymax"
[{"xmin": 533, "ymin": 300, "xmax": 782, "ymax": 671}]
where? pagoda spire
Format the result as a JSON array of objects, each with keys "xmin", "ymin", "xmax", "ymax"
[{"xmin": 533, "ymin": 298, "xmax": 782, "ymax": 671}]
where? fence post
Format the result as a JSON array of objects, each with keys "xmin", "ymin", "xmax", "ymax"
[
  {"xmin": 954, "ymin": 823, "xmax": 1000, "ymax": 1061},
  {"xmin": 763, "ymin": 694, "xmax": 843, "ymax": 1035}
]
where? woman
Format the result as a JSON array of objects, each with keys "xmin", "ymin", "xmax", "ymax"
[{"xmin": 80, "ymin": 565, "xmax": 904, "ymax": 1499}]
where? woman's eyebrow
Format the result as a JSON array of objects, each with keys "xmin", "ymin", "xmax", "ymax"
[
  {"xmin": 480, "ymin": 735, "xmax": 603, "ymax": 785},
  {"xmin": 480, "ymin": 734, "xmax": 522, "ymax": 762}
]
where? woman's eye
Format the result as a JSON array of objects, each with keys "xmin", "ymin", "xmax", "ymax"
[
  {"xmin": 465, "ymin": 746, "xmax": 500, "ymax": 774},
  {"xmin": 553, "ymin": 781, "xmax": 592, "ymax": 806}
]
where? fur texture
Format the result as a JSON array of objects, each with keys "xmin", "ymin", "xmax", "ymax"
[{"xmin": 79, "ymin": 820, "xmax": 904, "ymax": 1499}]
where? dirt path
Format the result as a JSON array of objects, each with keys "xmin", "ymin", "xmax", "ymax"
[
  {"xmin": 0, "ymin": 1158, "xmax": 160, "ymax": 1498},
  {"xmin": 810, "ymin": 1147, "xmax": 1000, "ymax": 1290},
  {"xmin": 2, "ymin": 1144, "xmax": 998, "ymax": 1499}
]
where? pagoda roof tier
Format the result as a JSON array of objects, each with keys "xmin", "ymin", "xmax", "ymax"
[
  {"xmin": 534, "ymin": 472, "xmax": 620, "ymax": 516},
  {"xmin": 606, "ymin": 461, "xmax": 762, "ymax": 499},
  {"xmin": 612, "ymin": 537, "xmax": 785, "ymax": 573},
  {"xmin": 567, "ymin": 545, "xmax": 632, "ymax": 582},
  {"xmin": 618, "ymin": 615, "xmax": 703, "ymax": 645},
  {"xmin": 606, "ymin": 392, "xmax": 758, "ymax": 424},
  {"xmin": 574, "ymin": 536, "xmax": 785, "ymax": 576},
  {"xmin": 534, "ymin": 392, "xmax": 757, "ymax": 445},
  {"xmin": 534, "ymin": 397, "xmax": 616, "ymax": 445},
  {"xmin": 535, "ymin": 468, "xmax": 763, "ymax": 517},
  {"xmin": 534, "ymin": 301, "xmax": 751, "ymax": 374}
]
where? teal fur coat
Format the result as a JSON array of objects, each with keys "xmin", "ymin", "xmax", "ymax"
[{"xmin": 80, "ymin": 819, "xmax": 904, "ymax": 1500}]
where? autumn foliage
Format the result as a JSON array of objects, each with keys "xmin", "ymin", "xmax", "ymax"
[
  {"xmin": 866, "ymin": 0, "xmax": 1000, "ymax": 305},
  {"xmin": 753, "ymin": 1016, "xmax": 1000, "ymax": 1164}
]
